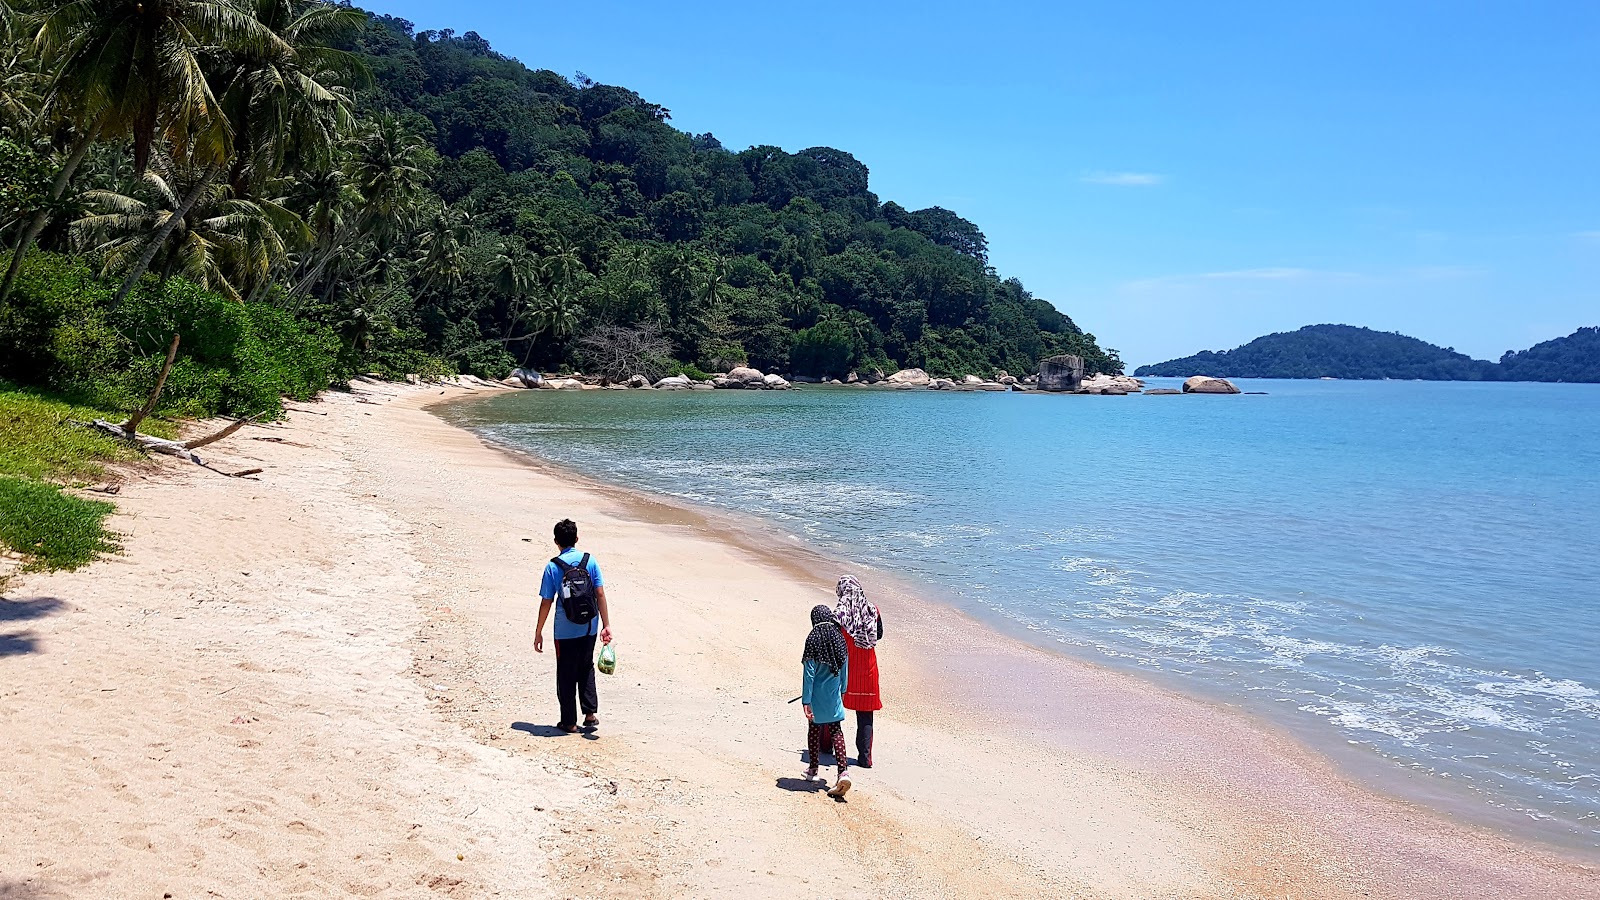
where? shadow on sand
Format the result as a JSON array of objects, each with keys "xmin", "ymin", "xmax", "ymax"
[
  {"xmin": 0, "ymin": 596, "xmax": 70, "ymax": 658},
  {"xmin": 511, "ymin": 721, "xmax": 598, "ymax": 741}
]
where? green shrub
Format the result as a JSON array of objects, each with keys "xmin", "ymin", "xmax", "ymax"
[
  {"xmin": 0, "ymin": 476, "xmax": 119, "ymax": 572},
  {"xmin": 0, "ymin": 252, "xmax": 340, "ymax": 419},
  {"xmin": 790, "ymin": 320, "xmax": 859, "ymax": 378},
  {"xmin": 0, "ymin": 383, "xmax": 166, "ymax": 480},
  {"xmin": 669, "ymin": 361, "xmax": 713, "ymax": 381}
]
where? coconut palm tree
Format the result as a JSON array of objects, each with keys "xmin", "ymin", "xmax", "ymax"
[
  {"xmin": 529, "ymin": 291, "xmax": 579, "ymax": 342},
  {"xmin": 411, "ymin": 204, "xmax": 471, "ymax": 298},
  {"xmin": 346, "ymin": 113, "xmax": 430, "ymax": 252},
  {"xmin": 72, "ymin": 159, "xmax": 305, "ymax": 301},
  {"xmin": 540, "ymin": 238, "xmax": 583, "ymax": 294},
  {"xmin": 215, "ymin": 0, "xmax": 363, "ymax": 196},
  {"xmin": 1, "ymin": 0, "xmax": 284, "ymax": 306}
]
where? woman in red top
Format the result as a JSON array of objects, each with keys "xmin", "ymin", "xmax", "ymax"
[{"xmin": 833, "ymin": 575, "xmax": 883, "ymax": 767}]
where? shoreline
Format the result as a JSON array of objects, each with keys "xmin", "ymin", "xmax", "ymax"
[
  {"xmin": 436, "ymin": 387, "xmax": 1599, "ymax": 861},
  {"xmin": 2, "ymin": 379, "xmax": 1594, "ymax": 898},
  {"xmin": 426, "ymin": 387, "xmax": 1600, "ymax": 884}
]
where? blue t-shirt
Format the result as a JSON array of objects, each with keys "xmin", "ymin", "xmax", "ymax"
[{"xmin": 540, "ymin": 547, "xmax": 604, "ymax": 640}]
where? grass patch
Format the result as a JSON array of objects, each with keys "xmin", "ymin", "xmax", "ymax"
[
  {"xmin": 0, "ymin": 383, "xmax": 165, "ymax": 574},
  {"xmin": 0, "ymin": 476, "xmax": 119, "ymax": 572},
  {"xmin": 0, "ymin": 384, "xmax": 170, "ymax": 481}
]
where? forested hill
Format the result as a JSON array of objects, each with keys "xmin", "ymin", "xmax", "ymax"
[
  {"xmin": 1133, "ymin": 325, "xmax": 1501, "ymax": 380},
  {"xmin": 1498, "ymin": 327, "xmax": 1600, "ymax": 383},
  {"xmin": 332, "ymin": 10, "xmax": 1121, "ymax": 378}
]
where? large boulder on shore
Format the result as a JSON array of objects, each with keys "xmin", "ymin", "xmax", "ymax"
[
  {"xmin": 626, "ymin": 374, "xmax": 651, "ymax": 389},
  {"xmin": 930, "ymin": 378, "xmax": 956, "ymax": 390},
  {"xmin": 1038, "ymin": 355, "xmax": 1085, "ymax": 392},
  {"xmin": 503, "ymin": 367, "xmax": 542, "ymax": 388},
  {"xmin": 654, "ymin": 374, "xmax": 692, "ymax": 390},
  {"xmin": 728, "ymin": 366, "xmax": 767, "ymax": 386},
  {"xmin": 1183, "ymin": 375, "xmax": 1241, "ymax": 394},
  {"xmin": 763, "ymin": 373, "xmax": 792, "ymax": 389},
  {"xmin": 1080, "ymin": 374, "xmax": 1146, "ymax": 394},
  {"xmin": 886, "ymin": 368, "xmax": 930, "ymax": 386}
]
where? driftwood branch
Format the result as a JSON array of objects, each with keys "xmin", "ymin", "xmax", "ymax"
[
  {"xmin": 91, "ymin": 419, "xmax": 201, "ymax": 463},
  {"xmin": 87, "ymin": 413, "xmax": 259, "ymax": 467},
  {"xmin": 182, "ymin": 414, "xmax": 258, "ymax": 450},
  {"xmin": 124, "ymin": 333, "xmax": 180, "ymax": 435}
]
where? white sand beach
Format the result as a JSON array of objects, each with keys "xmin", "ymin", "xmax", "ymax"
[{"xmin": 2, "ymin": 380, "xmax": 1596, "ymax": 898}]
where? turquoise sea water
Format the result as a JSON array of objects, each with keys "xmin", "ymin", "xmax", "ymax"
[{"xmin": 442, "ymin": 379, "xmax": 1600, "ymax": 850}]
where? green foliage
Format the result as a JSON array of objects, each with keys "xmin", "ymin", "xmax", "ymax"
[
  {"xmin": 1498, "ymin": 327, "xmax": 1600, "ymax": 383},
  {"xmin": 0, "ymin": 476, "xmax": 118, "ymax": 572},
  {"xmin": 0, "ymin": 252, "xmax": 339, "ymax": 418},
  {"xmin": 1134, "ymin": 324, "xmax": 1501, "ymax": 381},
  {"xmin": 668, "ymin": 361, "xmax": 712, "ymax": 381},
  {"xmin": 0, "ymin": 384, "xmax": 149, "ymax": 574},
  {"xmin": 0, "ymin": 382, "xmax": 161, "ymax": 481},
  {"xmin": 2, "ymin": 1, "xmax": 1122, "ymax": 397},
  {"xmin": 790, "ymin": 320, "xmax": 858, "ymax": 378},
  {"xmin": 0, "ymin": 139, "xmax": 51, "ymax": 226}
]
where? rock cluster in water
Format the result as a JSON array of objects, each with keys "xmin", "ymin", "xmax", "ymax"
[{"xmin": 488, "ymin": 365, "xmax": 1244, "ymax": 397}]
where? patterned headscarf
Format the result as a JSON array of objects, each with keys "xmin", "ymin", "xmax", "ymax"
[
  {"xmin": 802, "ymin": 604, "xmax": 848, "ymax": 675},
  {"xmin": 833, "ymin": 575, "xmax": 879, "ymax": 650}
]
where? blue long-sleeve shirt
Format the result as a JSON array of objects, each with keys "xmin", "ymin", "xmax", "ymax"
[{"xmin": 802, "ymin": 658, "xmax": 848, "ymax": 725}]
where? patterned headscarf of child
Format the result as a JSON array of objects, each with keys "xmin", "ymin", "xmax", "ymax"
[
  {"xmin": 802, "ymin": 604, "xmax": 848, "ymax": 675},
  {"xmin": 833, "ymin": 575, "xmax": 879, "ymax": 650}
]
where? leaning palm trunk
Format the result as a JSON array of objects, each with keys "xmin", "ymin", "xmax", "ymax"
[
  {"xmin": 0, "ymin": 125, "xmax": 101, "ymax": 308},
  {"xmin": 112, "ymin": 165, "xmax": 219, "ymax": 307}
]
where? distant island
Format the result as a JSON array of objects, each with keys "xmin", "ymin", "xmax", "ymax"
[{"xmin": 1134, "ymin": 324, "xmax": 1600, "ymax": 383}]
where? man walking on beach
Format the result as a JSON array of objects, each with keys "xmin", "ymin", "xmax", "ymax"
[{"xmin": 535, "ymin": 519, "xmax": 614, "ymax": 734}]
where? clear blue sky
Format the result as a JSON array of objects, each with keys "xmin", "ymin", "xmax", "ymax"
[{"xmin": 371, "ymin": 0, "xmax": 1598, "ymax": 366}]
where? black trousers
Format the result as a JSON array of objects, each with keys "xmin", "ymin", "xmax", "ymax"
[{"xmin": 554, "ymin": 633, "xmax": 598, "ymax": 728}]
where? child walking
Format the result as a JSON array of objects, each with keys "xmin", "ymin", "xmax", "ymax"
[{"xmin": 801, "ymin": 605, "xmax": 852, "ymax": 797}]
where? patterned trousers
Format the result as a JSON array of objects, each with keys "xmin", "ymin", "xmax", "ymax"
[{"xmin": 807, "ymin": 721, "xmax": 849, "ymax": 773}]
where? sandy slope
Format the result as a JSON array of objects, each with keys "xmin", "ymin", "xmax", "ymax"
[{"xmin": 2, "ymin": 380, "xmax": 1595, "ymax": 899}]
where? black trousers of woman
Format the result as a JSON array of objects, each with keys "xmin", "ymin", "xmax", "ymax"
[{"xmin": 855, "ymin": 710, "xmax": 875, "ymax": 767}]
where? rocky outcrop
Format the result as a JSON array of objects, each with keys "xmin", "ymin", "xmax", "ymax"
[
  {"xmin": 1146, "ymin": 388, "xmax": 1182, "ymax": 395},
  {"xmin": 626, "ymin": 374, "xmax": 651, "ymax": 389},
  {"xmin": 962, "ymin": 374, "xmax": 984, "ymax": 385},
  {"xmin": 1038, "ymin": 355, "xmax": 1085, "ymax": 392},
  {"xmin": 536, "ymin": 377, "xmax": 584, "ymax": 390},
  {"xmin": 502, "ymin": 367, "xmax": 543, "ymax": 388},
  {"xmin": 929, "ymin": 378, "xmax": 956, "ymax": 390},
  {"xmin": 653, "ymin": 374, "xmax": 692, "ymax": 390},
  {"xmin": 710, "ymin": 366, "xmax": 790, "ymax": 389},
  {"xmin": 1079, "ymin": 374, "xmax": 1146, "ymax": 394},
  {"xmin": 976, "ymin": 382, "xmax": 1007, "ymax": 391},
  {"xmin": 886, "ymin": 368, "xmax": 931, "ymax": 386},
  {"xmin": 728, "ymin": 366, "xmax": 767, "ymax": 387},
  {"xmin": 1183, "ymin": 376, "xmax": 1241, "ymax": 394}
]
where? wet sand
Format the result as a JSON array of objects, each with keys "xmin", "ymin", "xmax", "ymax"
[{"xmin": 1, "ymin": 379, "xmax": 1595, "ymax": 898}]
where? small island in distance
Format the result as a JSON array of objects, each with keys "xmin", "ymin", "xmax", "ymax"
[{"xmin": 1135, "ymin": 323, "xmax": 1600, "ymax": 383}]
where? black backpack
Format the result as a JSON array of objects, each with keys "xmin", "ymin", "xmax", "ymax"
[{"xmin": 552, "ymin": 553, "xmax": 598, "ymax": 625}]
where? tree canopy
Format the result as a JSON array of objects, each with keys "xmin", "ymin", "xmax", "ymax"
[
  {"xmin": 1134, "ymin": 324, "xmax": 1501, "ymax": 381},
  {"xmin": 0, "ymin": 0, "xmax": 1120, "ymax": 386}
]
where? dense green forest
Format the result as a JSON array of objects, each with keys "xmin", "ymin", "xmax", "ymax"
[
  {"xmin": 1135, "ymin": 325, "xmax": 1501, "ymax": 380},
  {"xmin": 0, "ymin": 0, "xmax": 1120, "ymax": 414},
  {"xmin": 1498, "ymin": 327, "xmax": 1600, "ymax": 383},
  {"xmin": 1135, "ymin": 324, "xmax": 1600, "ymax": 382}
]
